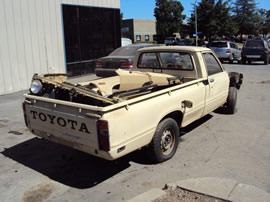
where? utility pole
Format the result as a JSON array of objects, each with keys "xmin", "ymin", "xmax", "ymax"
[{"xmin": 195, "ymin": 0, "xmax": 198, "ymax": 46}]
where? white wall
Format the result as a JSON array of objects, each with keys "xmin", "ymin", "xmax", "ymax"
[{"xmin": 0, "ymin": 0, "xmax": 120, "ymax": 95}]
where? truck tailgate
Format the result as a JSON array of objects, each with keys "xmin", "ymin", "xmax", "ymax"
[{"xmin": 24, "ymin": 101, "xmax": 99, "ymax": 150}]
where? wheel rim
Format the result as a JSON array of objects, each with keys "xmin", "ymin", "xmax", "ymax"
[{"xmin": 160, "ymin": 128, "xmax": 175, "ymax": 156}]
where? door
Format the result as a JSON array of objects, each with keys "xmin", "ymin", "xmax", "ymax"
[
  {"xmin": 202, "ymin": 53, "xmax": 229, "ymax": 115},
  {"xmin": 230, "ymin": 43, "xmax": 241, "ymax": 60},
  {"xmin": 62, "ymin": 5, "xmax": 121, "ymax": 77}
]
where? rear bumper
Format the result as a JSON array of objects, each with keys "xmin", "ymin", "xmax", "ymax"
[
  {"xmin": 215, "ymin": 53, "xmax": 230, "ymax": 59},
  {"xmin": 31, "ymin": 128, "xmax": 116, "ymax": 160},
  {"xmin": 242, "ymin": 54, "xmax": 267, "ymax": 61}
]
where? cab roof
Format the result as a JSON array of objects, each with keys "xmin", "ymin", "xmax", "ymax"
[{"xmin": 137, "ymin": 46, "xmax": 211, "ymax": 53}]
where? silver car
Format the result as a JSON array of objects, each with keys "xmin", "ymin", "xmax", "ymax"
[{"xmin": 209, "ymin": 41, "xmax": 241, "ymax": 63}]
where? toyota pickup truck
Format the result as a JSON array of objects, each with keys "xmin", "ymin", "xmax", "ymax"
[{"xmin": 22, "ymin": 46, "xmax": 243, "ymax": 163}]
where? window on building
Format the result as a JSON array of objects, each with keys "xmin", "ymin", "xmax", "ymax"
[
  {"xmin": 62, "ymin": 5, "xmax": 121, "ymax": 77},
  {"xmin": 136, "ymin": 35, "xmax": 141, "ymax": 41},
  {"xmin": 145, "ymin": 35, "xmax": 150, "ymax": 41}
]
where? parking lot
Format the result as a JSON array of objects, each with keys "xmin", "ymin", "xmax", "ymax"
[{"xmin": 0, "ymin": 62, "xmax": 270, "ymax": 202}]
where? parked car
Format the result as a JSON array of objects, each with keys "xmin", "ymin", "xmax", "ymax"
[
  {"xmin": 23, "ymin": 46, "xmax": 243, "ymax": 163},
  {"xmin": 121, "ymin": 38, "xmax": 132, "ymax": 47},
  {"xmin": 177, "ymin": 40, "xmax": 192, "ymax": 46},
  {"xmin": 95, "ymin": 44, "xmax": 158, "ymax": 77},
  {"xmin": 209, "ymin": 41, "xmax": 241, "ymax": 63},
  {"xmin": 241, "ymin": 39, "xmax": 270, "ymax": 65},
  {"xmin": 164, "ymin": 37, "xmax": 192, "ymax": 46},
  {"xmin": 164, "ymin": 37, "xmax": 180, "ymax": 46}
]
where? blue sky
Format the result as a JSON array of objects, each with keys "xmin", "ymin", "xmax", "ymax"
[{"xmin": 120, "ymin": 0, "xmax": 270, "ymax": 21}]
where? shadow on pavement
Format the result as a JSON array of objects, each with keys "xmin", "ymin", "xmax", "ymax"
[
  {"xmin": 180, "ymin": 114, "xmax": 213, "ymax": 136},
  {"xmin": 1, "ymin": 115, "xmax": 213, "ymax": 189},
  {"xmin": 1, "ymin": 138, "xmax": 131, "ymax": 189}
]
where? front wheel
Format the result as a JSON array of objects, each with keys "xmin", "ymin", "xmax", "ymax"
[
  {"xmin": 226, "ymin": 87, "xmax": 237, "ymax": 114},
  {"xmin": 147, "ymin": 118, "xmax": 179, "ymax": 163}
]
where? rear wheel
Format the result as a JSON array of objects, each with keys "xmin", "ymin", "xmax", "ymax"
[
  {"xmin": 226, "ymin": 87, "xmax": 237, "ymax": 114},
  {"xmin": 229, "ymin": 55, "xmax": 234, "ymax": 64},
  {"xmin": 237, "ymin": 56, "xmax": 242, "ymax": 64},
  {"xmin": 264, "ymin": 57, "xmax": 269, "ymax": 65},
  {"xmin": 147, "ymin": 118, "xmax": 179, "ymax": 163}
]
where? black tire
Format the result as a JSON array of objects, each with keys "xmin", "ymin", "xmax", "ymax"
[
  {"xmin": 237, "ymin": 57, "xmax": 242, "ymax": 64},
  {"xmin": 147, "ymin": 118, "xmax": 179, "ymax": 163},
  {"xmin": 264, "ymin": 57, "xmax": 269, "ymax": 65},
  {"xmin": 229, "ymin": 55, "xmax": 234, "ymax": 64},
  {"xmin": 226, "ymin": 87, "xmax": 237, "ymax": 114}
]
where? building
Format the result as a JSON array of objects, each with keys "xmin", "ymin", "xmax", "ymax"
[
  {"xmin": 0, "ymin": 0, "xmax": 120, "ymax": 95},
  {"xmin": 121, "ymin": 19, "xmax": 156, "ymax": 43}
]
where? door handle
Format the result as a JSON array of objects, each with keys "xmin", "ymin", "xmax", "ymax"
[{"xmin": 210, "ymin": 78, "xmax": 215, "ymax": 83}]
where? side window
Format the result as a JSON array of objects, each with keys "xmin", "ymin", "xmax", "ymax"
[
  {"xmin": 138, "ymin": 53, "xmax": 160, "ymax": 68},
  {"xmin": 203, "ymin": 53, "xmax": 223, "ymax": 76}
]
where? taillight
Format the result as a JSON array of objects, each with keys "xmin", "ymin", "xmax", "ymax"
[
  {"xmin": 96, "ymin": 61, "xmax": 103, "ymax": 68},
  {"xmin": 265, "ymin": 48, "xmax": 268, "ymax": 53},
  {"xmin": 226, "ymin": 49, "xmax": 231, "ymax": 53},
  {"xmin": 97, "ymin": 120, "xmax": 110, "ymax": 151},
  {"xmin": 120, "ymin": 62, "xmax": 133, "ymax": 68},
  {"xmin": 22, "ymin": 103, "xmax": 28, "ymax": 127}
]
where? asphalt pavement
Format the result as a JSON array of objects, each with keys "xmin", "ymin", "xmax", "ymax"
[{"xmin": 0, "ymin": 62, "xmax": 270, "ymax": 202}]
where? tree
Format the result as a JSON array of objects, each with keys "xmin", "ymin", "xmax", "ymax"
[
  {"xmin": 233, "ymin": 0, "xmax": 259, "ymax": 38},
  {"xmin": 257, "ymin": 9, "xmax": 270, "ymax": 37},
  {"xmin": 214, "ymin": 0, "xmax": 238, "ymax": 38},
  {"xmin": 154, "ymin": 0, "xmax": 185, "ymax": 42},
  {"xmin": 188, "ymin": 0, "xmax": 236, "ymax": 41}
]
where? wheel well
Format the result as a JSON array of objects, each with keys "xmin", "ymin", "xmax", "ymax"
[
  {"xmin": 161, "ymin": 111, "xmax": 183, "ymax": 127},
  {"xmin": 228, "ymin": 72, "xmax": 243, "ymax": 89},
  {"xmin": 112, "ymin": 84, "xmax": 120, "ymax": 90}
]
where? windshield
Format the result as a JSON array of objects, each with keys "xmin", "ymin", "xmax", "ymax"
[
  {"xmin": 109, "ymin": 46, "xmax": 140, "ymax": 56},
  {"xmin": 210, "ymin": 42, "xmax": 228, "ymax": 48}
]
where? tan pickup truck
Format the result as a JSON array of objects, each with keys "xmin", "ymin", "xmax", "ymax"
[{"xmin": 22, "ymin": 46, "xmax": 243, "ymax": 163}]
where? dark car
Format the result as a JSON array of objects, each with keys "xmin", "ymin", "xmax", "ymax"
[
  {"xmin": 95, "ymin": 44, "xmax": 158, "ymax": 77},
  {"xmin": 177, "ymin": 40, "xmax": 192, "ymax": 46},
  {"xmin": 241, "ymin": 39, "xmax": 270, "ymax": 65},
  {"xmin": 164, "ymin": 37, "xmax": 192, "ymax": 46},
  {"xmin": 164, "ymin": 37, "xmax": 180, "ymax": 46}
]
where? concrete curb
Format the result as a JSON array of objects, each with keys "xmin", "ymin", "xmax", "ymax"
[
  {"xmin": 175, "ymin": 177, "xmax": 237, "ymax": 200},
  {"xmin": 127, "ymin": 177, "xmax": 270, "ymax": 202},
  {"xmin": 126, "ymin": 188, "xmax": 165, "ymax": 202}
]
